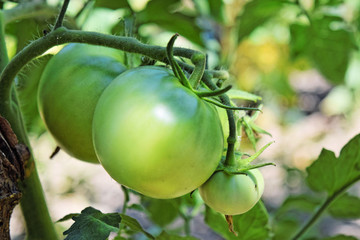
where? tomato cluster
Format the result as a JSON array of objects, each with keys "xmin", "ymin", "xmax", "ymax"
[{"xmin": 38, "ymin": 43, "xmax": 264, "ymax": 214}]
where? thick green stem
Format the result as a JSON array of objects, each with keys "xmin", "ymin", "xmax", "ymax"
[
  {"xmin": 53, "ymin": 0, "xmax": 70, "ymax": 30},
  {"xmin": 0, "ymin": 27, "xmax": 227, "ymax": 102},
  {"xmin": 0, "ymin": 10, "xmax": 58, "ymax": 240},
  {"xmin": 189, "ymin": 53, "xmax": 206, "ymax": 89},
  {"xmin": 292, "ymin": 176, "xmax": 360, "ymax": 240},
  {"xmin": 0, "ymin": 11, "xmax": 8, "ymax": 73},
  {"xmin": 202, "ymin": 74, "xmax": 237, "ymax": 166}
]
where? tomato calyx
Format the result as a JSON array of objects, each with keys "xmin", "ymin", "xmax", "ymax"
[
  {"xmin": 165, "ymin": 34, "xmax": 255, "ymax": 112},
  {"xmin": 215, "ymin": 141, "xmax": 275, "ymax": 175}
]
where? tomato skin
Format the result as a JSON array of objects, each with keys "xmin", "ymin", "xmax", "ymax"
[
  {"xmin": 38, "ymin": 43, "xmax": 126, "ymax": 163},
  {"xmin": 199, "ymin": 169, "xmax": 264, "ymax": 215},
  {"xmin": 92, "ymin": 66, "xmax": 224, "ymax": 199}
]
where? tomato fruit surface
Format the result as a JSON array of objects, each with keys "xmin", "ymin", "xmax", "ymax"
[
  {"xmin": 92, "ymin": 66, "xmax": 224, "ymax": 198},
  {"xmin": 199, "ymin": 169, "xmax": 264, "ymax": 215},
  {"xmin": 38, "ymin": 43, "xmax": 126, "ymax": 163}
]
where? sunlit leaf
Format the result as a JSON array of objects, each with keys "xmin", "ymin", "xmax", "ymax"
[
  {"xmin": 136, "ymin": 0, "xmax": 204, "ymax": 46},
  {"xmin": 227, "ymin": 89, "xmax": 262, "ymax": 102},
  {"xmin": 208, "ymin": 0, "xmax": 225, "ymax": 23},
  {"xmin": 290, "ymin": 16, "xmax": 355, "ymax": 84},
  {"xmin": 236, "ymin": 0, "xmax": 284, "ymax": 43},
  {"xmin": 306, "ymin": 134, "xmax": 360, "ymax": 196}
]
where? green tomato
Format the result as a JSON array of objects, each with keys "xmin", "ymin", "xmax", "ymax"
[
  {"xmin": 38, "ymin": 43, "xmax": 126, "ymax": 163},
  {"xmin": 199, "ymin": 169, "xmax": 264, "ymax": 215},
  {"xmin": 92, "ymin": 66, "xmax": 224, "ymax": 199}
]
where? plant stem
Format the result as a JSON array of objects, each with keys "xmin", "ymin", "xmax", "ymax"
[
  {"xmin": 0, "ymin": 10, "xmax": 58, "ymax": 240},
  {"xmin": 0, "ymin": 27, "xmax": 227, "ymax": 103},
  {"xmin": 202, "ymin": 74, "xmax": 237, "ymax": 166},
  {"xmin": 53, "ymin": 0, "xmax": 70, "ymax": 30},
  {"xmin": 0, "ymin": 11, "xmax": 8, "ymax": 73},
  {"xmin": 292, "ymin": 176, "xmax": 360, "ymax": 240},
  {"xmin": 189, "ymin": 53, "xmax": 206, "ymax": 89}
]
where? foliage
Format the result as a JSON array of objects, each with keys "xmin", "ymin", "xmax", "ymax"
[{"xmin": 1, "ymin": 0, "xmax": 360, "ymax": 239}]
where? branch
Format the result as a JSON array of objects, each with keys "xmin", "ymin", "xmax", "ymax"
[
  {"xmin": 53, "ymin": 0, "xmax": 70, "ymax": 30},
  {"xmin": 0, "ymin": 115, "xmax": 29, "ymax": 240},
  {"xmin": 292, "ymin": 176, "xmax": 360, "ymax": 240},
  {"xmin": 0, "ymin": 27, "xmax": 228, "ymax": 104}
]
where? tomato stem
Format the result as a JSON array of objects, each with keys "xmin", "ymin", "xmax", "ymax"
[
  {"xmin": 292, "ymin": 176, "xmax": 360, "ymax": 240},
  {"xmin": 196, "ymin": 85, "xmax": 232, "ymax": 98},
  {"xmin": 189, "ymin": 53, "xmax": 206, "ymax": 89},
  {"xmin": 166, "ymin": 34, "xmax": 193, "ymax": 89},
  {"xmin": 201, "ymin": 74, "xmax": 238, "ymax": 167},
  {"xmin": 53, "ymin": 0, "xmax": 70, "ymax": 30},
  {"xmin": 203, "ymin": 97, "xmax": 259, "ymax": 111},
  {"xmin": 0, "ymin": 11, "xmax": 8, "ymax": 74},
  {"xmin": 0, "ymin": 11, "xmax": 59, "ymax": 240}
]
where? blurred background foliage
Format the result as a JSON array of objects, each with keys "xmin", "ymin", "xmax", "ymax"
[{"xmin": 2, "ymin": 0, "xmax": 360, "ymax": 239}]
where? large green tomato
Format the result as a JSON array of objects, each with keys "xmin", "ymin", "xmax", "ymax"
[
  {"xmin": 38, "ymin": 43, "xmax": 126, "ymax": 163},
  {"xmin": 92, "ymin": 66, "xmax": 224, "ymax": 199},
  {"xmin": 199, "ymin": 169, "xmax": 264, "ymax": 215}
]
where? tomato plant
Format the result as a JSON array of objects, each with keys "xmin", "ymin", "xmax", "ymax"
[
  {"xmin": 1, "ymin": 0, "xmax": 360, "ymax": 240},
  {"xmin": 92, "ymin": 66, "xmax": 224, "ymax": 198},
  {"xmin": 199, "ymin": 169, "xmax": 264, "ymax": 215},
  {"xmin": 37, "ymin": 43, "xmax": 126, "ymax": 163}
]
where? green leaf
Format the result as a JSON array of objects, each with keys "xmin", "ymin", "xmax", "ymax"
[
  {"xmin": 236, "ymin": 0, "xmax": 284, "ymax": 43},
  {"xmin": 141, "ymin": 196, "xmax": 180, "ymax": 227},
  {"xmin": 306, "ymin": 134, "xmax": 360, "ymax": 196},
  {"xmin": 15, "ymin": 54, "xmax": 52, "ymax": 135},
  {"xmin": 241, "ymin": 116, "xmax": 257, "ymax": 151},
  {"xmin": 227, "ymin": 89, "xmax": 262, "ymax": 102},
  {"xmin": 321, "ymin": 235, "xmax": 358, "ymax": 240},
  {"xmin": 272, "ymin": 218, "xmax": 299, "ymax": 240},
  {"xmin": 94, "ymin": 0, "xmax": 130, "ymax": 10},
  {"xmin": 136, "ymin": 0, "xmax": 204, "ymax": 46},
  {"xmin": 272, "ymin": 195, "xmax": 321, "ymax": 240},
  {"xmin": 119, "ymin": 214, "xmax": 155, "ymax": 239},
  {"xmin": 289, "ymin": 23, "xmax": 310, "ymax": 59},
  {"xmin": 275, "ymin": 195, "xmax": 321, "ymax": 218},
  {"xmin": 309, "ymin": 16, "xmax": 354, "ymax": 84},
  {"xmin": 208, "ymin": 0, "xmax": 225, "ymax": 23},
  {"xmin": 290, "ymin": 16, "xmax": 355, "ymax": 84},
  {"xmin": 328, "ymin": 193, "xmax": 360, "ymax": 219},
  {"xmin": 156, "ymin": 231, "xmax": 199, "ymax": 240},
  {"xmin": 314, "ymin": 0, "xmax": 344, "ymax": 8},
  {"xmin": 204, "ymin": 201, "xmax": 270, "ymax": 240},
  {"xmin": 57, "ymin": 213, "xmax": 80, "ymax": 223},
  {"xmin": 63, "ymin": 207, "xmax": 121, "ymax": 240}
]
